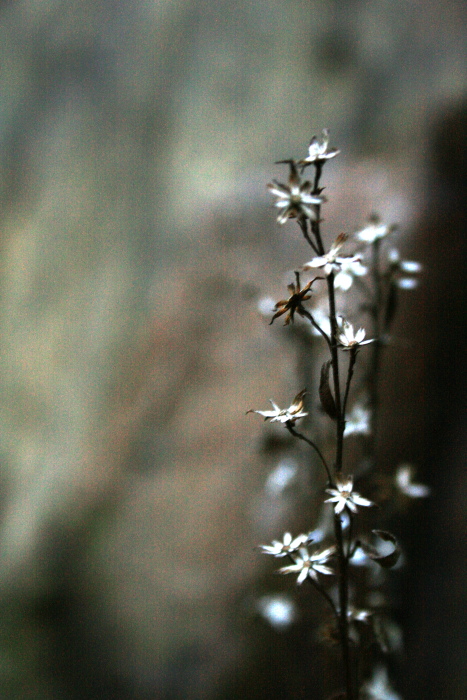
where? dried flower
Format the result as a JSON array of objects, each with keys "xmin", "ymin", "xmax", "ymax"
[
  {"xmin": 344, "ymin": 405, "xmax": 371, "ymax": 437},
  {"xmin": 267, "ymin": 163, "xmax": 322, "ymax": 224},
  {"xmin": 260, "ymin": 531, "xmax": 309, "ymax": 557},
  {"xmin": 325, "ymin": 474, "xmax": 374, "ymax": 514},
  {"xmin": 299, "ymin": 129, "xmax": 340, "ymax": 166},
  {"xmin": 337, "ymin": 319, "xmax": 375, "ymax": 349},
  {"xmin": 247, "ymin": 389, "xmax": 308, "ymax": 425},
  {"xmin": 278, "ymin": 545, "xmax": 336, "ymax": 584},
  {"xmin": 395, "ymin": 464, "xmax": 430, "ymax": 498},
  {"xmin": 269, "ymin": 274, "xmax": 320, "ymax": 325}
]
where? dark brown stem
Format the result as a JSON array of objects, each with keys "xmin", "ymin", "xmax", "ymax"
[
  {"xmin": 342, "ymin": 347, "xmax": 358, "ymax": 425},
  {"xmin": 285, "ymin": 422, "xmax": 332, "ymax": 484},
  {"xmin": 300, "ymin": 307, "xmax": 332, "ymax": 351},
  {"xmin": 298, "ymin": 217, "xmax": 319, "ymax": 253},
  {"xmin": 367, "ymin": 238, "xmax": 382, "ymax": 466},
  {"xmin": 312, "ymin": 161, "xmax": 353, "ymax": 699},
  {"xmin": 334, "ymin": 514, "xmax": 354, "ymax": 700}
]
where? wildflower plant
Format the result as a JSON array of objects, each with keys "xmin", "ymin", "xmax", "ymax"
[{"xmin": 246, "ymin": 131, "xmax": 428, "ymax": 699}]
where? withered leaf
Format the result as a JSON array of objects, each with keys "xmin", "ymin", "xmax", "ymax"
[
  {"xmin": 360, "ymin": 530, "xmax": 401, "ymax": 569},
  {"xmin": 319, "ymin": 360, "xmax": 337, "ymax": 420}
]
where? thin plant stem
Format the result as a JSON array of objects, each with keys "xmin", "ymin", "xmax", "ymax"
[
  {"xmin": 285, "ymin": 422, "xmax": 332, "ymax": 484},
  {"xmin": 307, "ymin": 162, "xmax": 353, "ymax": 699},
  {"xmin": 299, "ymin": 217, "xmax": 319, "ymax": 253},
  {"xmin": 367, "ymin": 238, "xmax": 383, "ymax": 463},
  {"xmin": 300, "ymin": 307, "xmax": 332, "ymax": 351},
  {"xmin": 342, "ymin": 348, "xmax": 358, "ymax": 423},
  {"xmin": 334, "ymin": 514, "xmax": 354, "ymax": 700},
  {"xmin": 307, "ymin": 575, "xmax": 339, "ymax": 619}
]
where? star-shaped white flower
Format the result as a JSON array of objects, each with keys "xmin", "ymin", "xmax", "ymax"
[
  {"xmin": 337, "ymin": 320, "xmax": 375, "ymax": 350},
  {"xmin": 303, "ymin": 233, "xmax": 358, "ymax": 277},
  {"xmin": 334, "ymin": 256, "xmax": 368, "ymax": 291},
  {"xmin": 247, "ymin": 390, "xmax": 308, "ymax": 424},
  {"xmin": 278, "ymin": 545, "xmax": 336, "ymax": 584},
  {"xmin": 260, "ymin": 532, "xmax": 309, "ymax": 557},
  {"xmin": 267, "ymin": 164, "xmax": 322, "ymax": 224},
  {"xmin": 395, "ymin": 464, "xmax": 430, "ymax": 498},
  {"xmin": 355, "ymin": 214, "xmax": 395, "ymax": 244},
  {"xmin": 344, "ymin": 405, "xmax": 372, "ymax": 437},
  {"xmin": 325, "ymin": 474, "xmax": 374, "ymax": 514},
  {"xmin": 299, "ymin": 129, "xmax": 340, "ymax": 165},
  {"xmin": 388, "ymin": 248, "xmax": 422, "ymax": 289}
]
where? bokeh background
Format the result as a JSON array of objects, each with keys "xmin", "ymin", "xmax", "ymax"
[{"xmin": 0, "ymin": 1, "xmax": 465, "ymax": 698}]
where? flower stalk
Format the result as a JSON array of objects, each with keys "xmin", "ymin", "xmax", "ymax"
[{"xmin": 247, "ymin": 130, "xmax": 425, "ymax": 699}]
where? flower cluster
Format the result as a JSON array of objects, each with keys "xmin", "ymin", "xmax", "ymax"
[
  {"xmin": 247, "ymin": 132, "xmax": 424, "ymax": 700},
  {"xmin": 261, "ymin": 532, "xmax": 336, "ymax": 585}
]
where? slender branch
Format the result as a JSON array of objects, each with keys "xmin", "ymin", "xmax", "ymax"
[
  {"xmin": 342, "ymin": 347, "xmax": 358, "ymax": 424},
  {"xmin": 334, "ymin": 514, "xmax": 354, "ymax": 700},
  {"xmin": 307, "ymin": 574, "xmax": 339, "ymax": 619},
  {"xmin": 326, "ymin": 272, "xmax": 345, "ymax": 472},
  {"xmin": 298, "ymin": 216, "xmax": 319, "ymax": 253},
  {"xmin": 300, "ymin": 307, "xmax": 332, "ymax": 351},
  {"xmin": 285, "ymin": 422, "xmax": 332, "ymax": 484},
  {"xmin": 366, "ymin": 238, "xmax": 383, "ymax": 466},
  {"xmin": 312, "ymin": 160, "xmax": 353, "ymax": 699}
]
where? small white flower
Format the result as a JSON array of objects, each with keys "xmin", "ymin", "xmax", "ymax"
[
  {"xmin": 337, "ymin": 319, "xmax": 375, "ymax": 349},
  {"xmin": 260, "ymin": 531, "xmax": 309, "ymax": 557},
  {"xmin": 267, "ymin": 164, "xmax": 322, "ymax": 224},
  {"xmin": 278, "ymin": 545, "xmax": 336, "ymax": 584},
  {"xmin": 355, "ymin": 217, "xmax": 393, "ymax": 244},
  {"xmin": 325, "ymin": 474, "xmax": 374, "ymax": 514},
  {"xmin": 344, "ymin": 405, "xmax": 371, "ymax": 437},
  {"xmin": 348, "ymin": 607, "xmax": 372, "ymax": 623},
  {"xmin": 257, "ymin": 296, "xmax": 277, "ymax": 317},
  {"xmin": 303, "ymin": 233, "xmax": 356, "ymax": 277},
  {"xmin": 388, "ymin": 248, "xmax": 422, "ymax": 273},
  {"xmin": 334, "ymin": 257, "xmax": 368, "ymax": 291},
  {"xmin": 299, "ymin": 129, "xmax": 340, "ymax": 165},
  {"xmin": 247, "ymin": 390, "xmax": 308, "ymax": 424},
  {"xmin": 388, "ymin": 248, "xmax": 422, "ymax": 289},
  {"xmin": 264, "ymin": 459, "xmax": 299, "ymax": 496},
  {"xmin": 397, "ymin": 277, "xmax": 419, "ymax": 290},
  {"xmin": 395, "ymin": 464, "xmax": 430, "ymax": 498},
  {"xmin": 361, "ymin": 665, "xmax": 402, "ymax": 700},
  {"xmin": 256, "ymin": 595, "xmax": 297, "ymax": 630}
]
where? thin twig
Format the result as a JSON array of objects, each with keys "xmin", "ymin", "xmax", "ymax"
[{"xmin": 285, "ymin": 422, "xmax": 333, "ymax": 485}]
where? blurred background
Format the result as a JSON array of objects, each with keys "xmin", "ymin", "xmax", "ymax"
[{"xmin": 0, "ymin": 0, "xmax": 465, "ymax": 698}]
